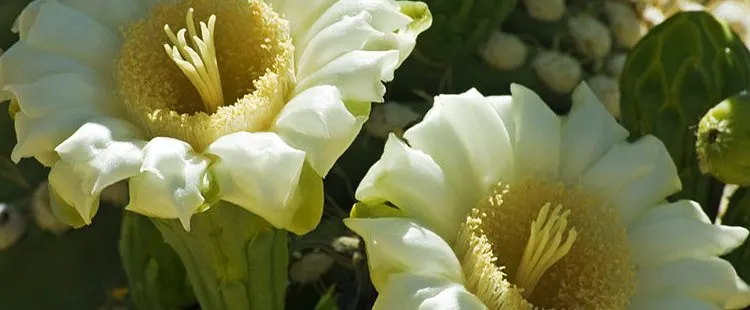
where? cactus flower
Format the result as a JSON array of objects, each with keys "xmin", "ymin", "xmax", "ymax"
[
  {"xmin": 1, "ymin": 0, "xmax": 431, "ymax": 234},
  {"xmin": 346, "ymin": 83, "xmax": 750, "ymax": 309}
]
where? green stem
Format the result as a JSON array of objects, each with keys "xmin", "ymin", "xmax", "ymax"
[{"xmin": 150, "ymin": 202, "xmax": 288, "ymax": 310}]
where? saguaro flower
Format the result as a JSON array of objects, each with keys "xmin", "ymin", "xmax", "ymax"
[
  {"xmin": 346, "ymin": 83, "xmax": 750, "ymax": 309},
  {"xmin": 1, "ymin": 0, "xmax": 430, "ymax": 234}
]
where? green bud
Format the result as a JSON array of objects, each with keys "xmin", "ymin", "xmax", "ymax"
[{"xmin": 696, "ymin": 91, "xmax": 750, "ymax": 185}]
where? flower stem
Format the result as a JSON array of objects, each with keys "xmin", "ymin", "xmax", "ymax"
[{"xmin": 150, "ymin": 202, "xmax": 288, "ymax": 310}]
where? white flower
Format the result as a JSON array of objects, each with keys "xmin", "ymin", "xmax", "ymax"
[
  {"xmin": 345, "ymin": 83, "xmax": 750, "ymax": 309},
  {"xmin": 0, "ymin": 0, "xmax": 431, "ymax": 234}
]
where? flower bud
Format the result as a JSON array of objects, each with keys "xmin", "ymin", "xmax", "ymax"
[
  {"xmin": 365, "ymin": 101, "xmax": 421, "ymax": 139},
  {"xmin": 289, "ymin": 251, "xmax": 335, "ymax": 284},
  {"xmin": 710, "ymin": 1, "xmax": 750, "ymax": 44},
  {"xmin": 604, "ymin": 1, "xmax": 645, "ymax": 48},
  {"xmin": 533, "ymin": 51, "xmax": 582, "ymax": 94},
  {"xmin": 587, "ymin": 75, "xmax": 621, "ymax": 118},
  {"xmin": 0, "ymin": 203, "xmax": 26, "ymax": 250},
  {"xmin": 568, "ymin": 14, "xmax": 612, "ymax": 60},
  {"xmin": 641, "ymin": 5, "xmax": 666, "ymax": 27},
  {"xmin": 479, "ymin": 31, "xmax": 528, "ymax": 71},
  {"xmin": 607, "ymin": 53, "xmax": 627, "ymax": 79},
  {"xmin": 32, "ymin": 180, "xmax": 71, "ymax": 235},
  {"xmin": 523, "ymin": 0, "xmax": 566, "ymax": 22},
  {"xmin": 696, "ymin": 91, "xmax": 750, "ymax": 185}
]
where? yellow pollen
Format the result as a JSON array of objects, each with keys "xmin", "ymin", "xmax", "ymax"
[
  {"xmin": 116, "ymin": 0, "xmax": 294, "ymax": 151},
  {"xmin": 163, "ymin": 8, "xmax": 224, "ymax": 114},
  {"xmin": 455, "ymin": 179, "xmax": 635, "ymax": 309},
  {"xmin": 515, "ymin": 203, "xmax": 577, "ymax": 298}
]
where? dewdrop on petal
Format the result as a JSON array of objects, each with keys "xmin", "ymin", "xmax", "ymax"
[
  {"xmin": 365, "ymin": 101, "xmax": 421, "ymax": 139},
  {"xmin": 289, "ymin": 251, "xmax": 335, "ymax": 285},
  {"xmin": 523, "ymin": 0, "xmax": 566, "ymax": 22},
  {"xmin": 607, "ymin": 53, "xmax": 627, "ymax": 79},
  {"xmin": 568, "ymin": 14, "xmax": 612, "ymax": 61},
  {"xmin": 604, "ymin": 1, "xmax": 645, "ymax": 48},
  {"xmin": 479, "ymin": 31, "xmax": 528, "ymax": 70},
  {"xmin": 587, "ymin": 75, "xmax": 621, "ymax": 118},
  {"xmin": 32, "ymin": 180, "xmax": 71, "ymax": 235},
  {"xmin": 0, "ymin": 203, "xmax": 26, "ymax": 250},
  {"xmin": 533, "ymin": 51, "xmax": 582, "ymax": 94}
]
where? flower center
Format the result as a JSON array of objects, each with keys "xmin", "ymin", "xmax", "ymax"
[
  {"xmin": 116, "ymin": 0, "xmax": 294, "ymax": 151},
  {"xmin": 455, "ymin": 179, "xmax": 635, "ymax": 309}
]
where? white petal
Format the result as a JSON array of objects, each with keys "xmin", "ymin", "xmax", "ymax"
[
  {"xmin": 636, "ymin": 257, "xmax": 750, "ymax": 309},
  {"xmin": 296, "ymin": 0, "xmax": 411, "ymax": 49},
  {"xmin": 48, "ymin": 159, "xmax": 98, "ymax": 224},
  {"xmin": 55, "ymin": 0, "xmax": 145, "ymax": 32},
  {"xmin": 559, "ymin": 82, "xmax": 629, "ymax": 185},
  {"xmin": 628, "ymin": 295, "xmax": 721, "ymax": 310},
  {"xmin": 294, "ymin": 50, "xmax": 399, "ymax": 103},
  {"xmin": 485, "ymin": 95, "xmax": 515, "ymax": 146},
  {"xmin": 126, "ymin": 138, "xmax": 209, "ymax": 231},
  {"xmin": 631, "ymin": 200, "xmax": 711, "ymax": 227},
  {"xmin": 270, "ymin": 0, "xmax": 338, "ymax": 43},
  {"xmin": 206, "ymin": 132, "xmax": 305, "ymax": 230},
  {"xmin": 12, "ymin": 0, "xmax": 45, "ymax": 38},
  {"xmin": 344, "ymin": 218, "xmax": 464, "ymax": 292},
  {"xmin": 55, "ymin": 117, "xmax": 146, "ymax": 195},
  {"xmin": 4, "ymin": 72, "xmax": 120, "ymax": 119},
  {"xmin": 0, "ymin": 41, "xmax": 102, "ymax": 89},
  {"xmin": 581, "ymin": 135, "xmax": 681, "ymax": 225},
  {"xmin": 373, "ymin": 273, "xmax": 486, "ymax": 310},
  {"xmin": 509, "ymin": 83, "xmax": 561, "ymax": 181},
  {"xmin": 403, "ymin": 89, "xmax": 513, "ymax": 215},
  {"xmin": 12, "ymin": 110, "xmax": 99, "ymax": 165},
  {"xmin": 296, "ymin": 11, "xmax": 381, "ymax": 79},
  {"xmin": 26, "ymin": 2, "xmax": 121, "ymax": 71},
  {"xmin": 629, "ymin": 215, "xmax": 748, "ymax": 267},
  {"xmin": 355, "ymin": 134, "xmax": 463, "ymax": 242},
  {"xmin": 273, "ymin": 85, "xmax": 363, "ymax": 176}
]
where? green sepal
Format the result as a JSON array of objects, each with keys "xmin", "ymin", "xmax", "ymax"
[
  {"xmin": 118, "ymin": 212, "xmax": 196, "ymax": 310},
  {"xmin": 398, "ymin": 1, "xmax": 433, "ymax": 36},
  {"xmin": 47, "ymin": 181, "xmax": 88, "ymax": 229},
  {"xmin": 150, "ymin": 201, "xmax": 288, "ymax": 310},
  {"xmin": 619, "ymin": 11, "xmax": 750, "ymax": 217}
]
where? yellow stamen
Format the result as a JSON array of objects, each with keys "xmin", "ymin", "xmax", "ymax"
[
  {"xmin": 163, "ymin": 8, "xmax": 224, "ymax": 114},
  {"xmin": 515, "ymin": 203, "xmax": 577, "ymax": 298}
]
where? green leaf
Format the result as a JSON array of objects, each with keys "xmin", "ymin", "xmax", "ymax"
[{"xmin": 619, "ymin": 11, "xmax": 750, "ymax": 217}]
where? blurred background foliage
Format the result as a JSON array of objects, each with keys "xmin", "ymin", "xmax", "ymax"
[{"xmin": 3, "ymin": 0, "xmax": 750, "ymax": 309}]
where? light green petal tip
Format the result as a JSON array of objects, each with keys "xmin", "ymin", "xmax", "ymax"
[
  {"xmin": 48, "ymin": 182, "xmax": 89, "ymax": 228},
  {"xmin": 198, "ymin": 169, "xmax": 220, "ymax": 213},
  {"xmin": 350, "ymin": 201, "xmax": 404, "ymax": 219},
  {"xmin": 398, "ymin": 1, "xmax": 433, "ymax": 35},
  {"xmin": 286, "ymin": 163, "xmax": 324, "ymax": 235},
  {"xmin": 7, "ymin": 99, "xmax": 19, "ymax": 120}
]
